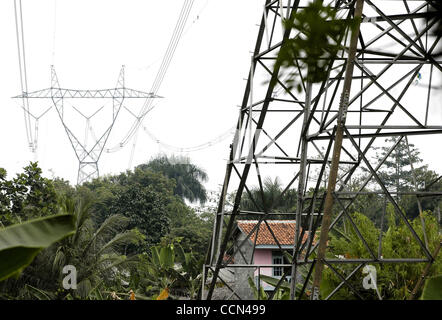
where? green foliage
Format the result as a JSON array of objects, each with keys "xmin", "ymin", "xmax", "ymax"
[
  {"xmin": 110, "ymin": 183, "xmax": 170, "ymax": 247},
  {"xmin": 163, "ymin": 200, "xmax": 213, "ymax": 261},
  {"xmin": 139, "ymin": 154, "xmax": 208, "ymax": 203},
  {"xmin": 136, "ymin": 239, "xmax": 203, "ymax": 299},
  {"xmin": 52, "ymin": 178, "xmax": 76, "ymax": 199},
  {"xmin": 329, "ymin": 212, "xmax": 379, "ymax": 259},
  {"xmin": 0, "ymin": 197, "xmax": 143, "ymax": 299},
  {"xmin": 49, "ymin": 197, "xmax": 143, "ymax": 299},
  {"xmin": 379, "ymin": 209, "xmax": 441, "ymax": 299},
  {"xmin": 368, "ymin": 137, "xmax": 442, "ymax": 219},
  {"xmin": 275, "ymin": 0, "xmax": 358, "ymax": 91},
  {"xmin": 240, "ymin": 177, "xmax": 297, "ymax": 215},
  {"xmin": 420, "ymin": 275, "xmax": 442, "ymax": 300},
  {"xmin": 321, "ymin": 211, "xmax": 441, "ymax": 300},
  {"xmin": 342, "ymin": 139, "xmax": 442, "ymax": 225},
  {"xmin": 246, "ymin": 258, "xmax": 313, "ymax": 300},
  {"xmin": 0, "ymin": 214, "xmax": 75, "ymax": 282},
  {"xmin": 1, "ymin": 158, "xmax": 211, "ymax": 300},
  {"xmin": 82, "ymin": 161, "xmax": 212, "ymax": 258},
  {"xmin": 373, "ymin": 137, "xmax": 424, "ymax": 193},
  {"xmin": 173, "ymin": 240, "xmax": 204, "ymax": 300},
  {"xmin": 82, "ymin": 168, "xmax": 175, "ymax": 249},
  {"xmin": 247, "ymin": 275, "xmax": 270, "ymax": 300},
  {"xmin": 0, "ymin": 162, "xmax": 59, "ymax": 226},
  {"xmin": 259, "ymin": 275, "xmax": 291, "ymax": 300}
]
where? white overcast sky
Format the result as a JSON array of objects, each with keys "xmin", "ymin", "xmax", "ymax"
[
  {"xmin": 0, "ymin": 0, "xmax": 441, "ymax": 192},
  {"xmin": 0, "ymin": 0, "xmax": 266, "ymax": 191}
]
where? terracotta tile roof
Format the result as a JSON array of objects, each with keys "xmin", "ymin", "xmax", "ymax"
[{"xmin": 236, "ymin": 220, "xmax": 312, "ymax": 246}]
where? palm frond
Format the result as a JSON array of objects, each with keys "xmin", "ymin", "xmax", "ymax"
[
  {"xmin": 52, "ymin": 246, "xmax": 66, "ymax": 274},
  {"xmin": 92, "ymin": 214, "xmax": 130, "ymax": 242},
  {"xmin": 24, "ymin": 284, "xmax": 53, "ymax": 300},
  {"xmin": 98, "ymin": 230, "xmax": 141, "ymax": 256}
]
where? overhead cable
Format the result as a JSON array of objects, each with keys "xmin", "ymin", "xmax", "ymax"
[
  {"xmin": 108, "ymin": 0, "xmax": 195, "ymax": 154},
  {"xmin": 14, "ymin": 0, "xmax": 34, "ymax": 151}
]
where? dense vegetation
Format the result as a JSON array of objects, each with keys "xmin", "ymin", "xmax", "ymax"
[
  {"xmin": 0, "ymin": 155, "xmax": 212, "ymax": 300},
  {"xmin": 0, "ymin": 138, "xmax": 441, "ymax": 300}
]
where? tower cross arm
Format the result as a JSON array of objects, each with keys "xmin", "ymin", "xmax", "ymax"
[{"xmin": 13, "ymin": 88, "xmax": 163, "ymax": 99}]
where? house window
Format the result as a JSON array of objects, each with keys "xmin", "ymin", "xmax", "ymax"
[{"xmin": 272, "ymin": 253, "xmax": 283, "ymax": 277}]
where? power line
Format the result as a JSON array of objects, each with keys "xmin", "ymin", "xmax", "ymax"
[
  {"xmin": 141, "ymin": 125, "xmax": 236, "ymax": 153},
  {"xmin": 107, "ymin": 0, "xmax": 195, "ymax": 155},
  {"xmin": 13, "ymin": 1, "xmax": 197, "ymax": 181},
  {"xmin": 51, "ymin": 0, "xmax": 57, "ymax": 65},
  {"xmin": 14, "ymin": 0, "xmax": 34, "ymax": 152}
]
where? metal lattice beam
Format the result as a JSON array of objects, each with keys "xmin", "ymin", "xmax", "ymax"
[{"xmin": 204, "ymin": 0, "xmax": 441, "ymax": 301}]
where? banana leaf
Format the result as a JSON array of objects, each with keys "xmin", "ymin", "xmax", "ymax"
[
  {"xmin": 0, "ymin": 214, "xmax": 75, "ymax": 281},
  {"xmin": 159, "ymin": 245, "xmax": 174, "ymax": 268},
  {"xmin": 248, "ymin": 276, "xmax": 268, "ymax": 300},
  {"xmin": 259, "ymin": 274, "xmax": 291, "ymax": 290},
  {"xmin": 420, "ymin": 275, "xmax": 442, "ymax": 300}
]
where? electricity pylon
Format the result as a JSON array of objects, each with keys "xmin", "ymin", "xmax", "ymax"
[
  {"xmin": 14, "ymin": 66, "xmax": 161, "ymax": 184},
  {"xmin": 204, "ymin": 0, "xmax": 441, "ymax": 300}
]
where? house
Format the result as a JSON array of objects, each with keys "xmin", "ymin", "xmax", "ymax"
[{"xmin": 228, "ymin": 220, "xmax": 312, "ymax": 299}]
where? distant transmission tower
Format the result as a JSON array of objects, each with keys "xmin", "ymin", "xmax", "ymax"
[
  {"xmin": 13, "ymin": 66, "xmax": 161, "ymax": 184},
  {"xmin": 13, "ymin": 1, "xmax": 195, "ymax": 183},
  {"xmin": 204, "ymin": 0, "xmax": 441, "ymax": 300}
]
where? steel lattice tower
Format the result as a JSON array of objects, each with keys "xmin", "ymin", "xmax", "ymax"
[
  {"xmin": 13, "ymin": 66, "xmax": 161, "ymax": 184},
  {"xmin": 204, "ymin": 0, "xmax": 441, "ymax": 300}
]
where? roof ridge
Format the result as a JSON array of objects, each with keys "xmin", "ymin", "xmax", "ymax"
[
  {"xmin": 237, "ymin": 220, "xmax": 296, "ymax": 223},
  {"xmin": 236, "ymin": 220, "xmax": 311, "ymax": 246}
]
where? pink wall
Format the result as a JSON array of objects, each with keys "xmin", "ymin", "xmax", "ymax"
[{"xmin": 253, "ymin": 249, "xmax": 272, "ymax": 277}]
